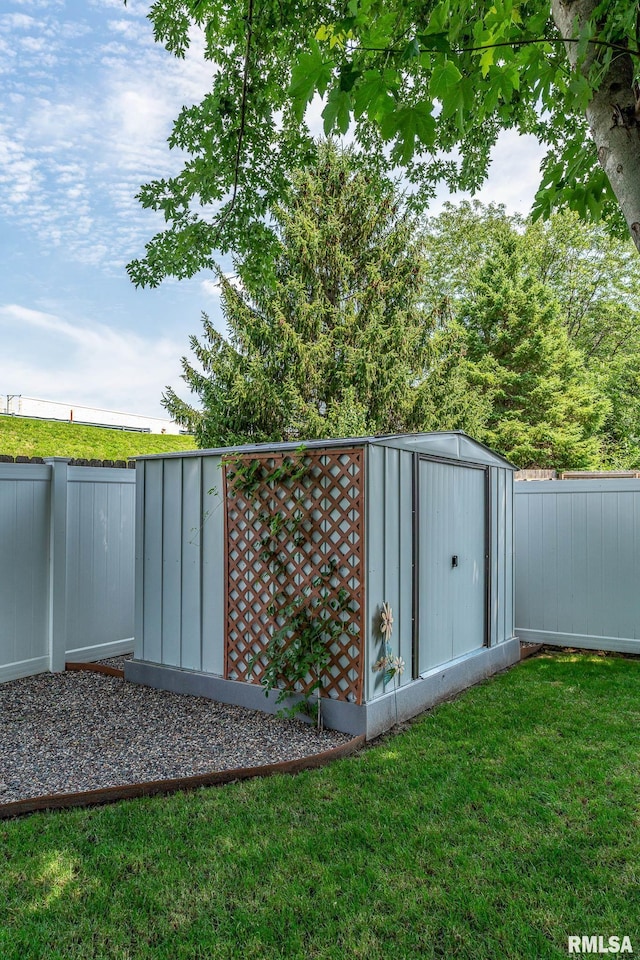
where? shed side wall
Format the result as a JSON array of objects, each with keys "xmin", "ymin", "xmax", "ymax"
[
  {"xmin": 136, "ymin": 454, "xmax": 225, "ymax": 671},
  {"xmin": 365, "ymin": 445, "xmax": 414, "ymax": 702}
]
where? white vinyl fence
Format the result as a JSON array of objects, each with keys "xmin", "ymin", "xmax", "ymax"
[
  {"xmin": 0, "ymin": 459, "xmax": 135, "ymax": 682},
  {"xmin": 514, "ymin": 479, "xmax": 640, "ymax": 653}
]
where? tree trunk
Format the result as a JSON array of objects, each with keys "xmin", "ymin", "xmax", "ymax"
[{"xmin": 551, "ymin": 0, "xmax": 640, "ymax": 253}]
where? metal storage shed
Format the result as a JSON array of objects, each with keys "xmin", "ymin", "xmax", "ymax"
[{"xmin": 127, "ymin": 432, "xmax": 519, "ymax": 738}]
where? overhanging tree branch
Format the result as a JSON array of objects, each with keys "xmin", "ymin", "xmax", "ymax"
[
  {"xmin": 213, "ymin": 0, "xmax": 255, "ymax": 244},
  {"xmin": 355, "ymin": 36, "xmax": 640, "ymax": 59}
]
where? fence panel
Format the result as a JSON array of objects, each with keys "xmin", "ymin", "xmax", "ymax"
[
  {"xmin": 0, "ymin": 460, "xmax": 135, "ymax": 682},
  {"xmin": 515, "ymin": 479, "xmax": 640, "ymax": 653},
  {"xmin": 0, "ymin": 463, "xmax": 51, "ymax": 681},
  {"xmin": 65, "ymin": 466, "xmax": 135, "ymax": 662}
]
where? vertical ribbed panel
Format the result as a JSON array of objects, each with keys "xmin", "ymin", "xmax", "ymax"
[
  {"xmin": 489, "ymin": 467, "xmax": 515, "ymax": 647},
  {"xmin": 452, "ymin": 463, "xmax": 486, "ymax": 659},
  {"xmin": 488, "ymin": 466, "xmax": 498, "ymax": 647},
  {"xmin": 142, "ymin": 458, "xmax": 163, "ymax": 664},
  {"xmin": 161, "ymin": 458, "xmax": 183, "ymax": 667},
  {"xmin": 417, "ymin": 460, "xmax": 486, "ymax": 673},
  {"xmin": 504, "ymin": 471, "xmax": 514, "ymax": 640},
  {"xmin": 181, "ymin": 457, "xmax": 202, "ymax": 670},
  {"xmin": 138, "ymin": 454, "xmax": 227, "ymax": 673},
  {"xmin": 201, "ymin": 456, "xmax": 225, "ymax": 675},
  {"xmin": 496, "ymin": 467, "xmax": 506, "ymax": 648},
  {"xmin": 418, "ymin": 459, "xmax": 453, "ymax": 670},
  {"xmin": 365, "ymin": 445, "xmax": 414, "ymax": 701},
  {"xmin": 515, "ymin": 480, "xmax": 640, "ymax": 648}
]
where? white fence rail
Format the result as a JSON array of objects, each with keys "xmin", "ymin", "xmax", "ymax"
[
  {"xmin": 0, "ymin": 459, "xmax": 135, "ymax": 682},
  {"xmin": 514, "ymin": 479, "xmax": 640, "ymax": 653}
]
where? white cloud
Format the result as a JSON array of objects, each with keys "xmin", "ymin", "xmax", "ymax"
[
  {"xmin": 430, "ymin": 131, "xmax": 545, "ymax": 217},
  {"xmin": 201, "ymin": 280, "xmax": 220, "ymax": 297},
  {"xmin": 0, "ymin": 13, "xmax": 37, "ymax": 29},
  {"xmin": 90, "ymin": 0, "xmax": 147, "ymax": 14},
  {"xmin": 201, "ymin": 274, "xmax": 243, "ymax": 297},
  {"xmin": 0, "ymin": 304, "xmax": 187, "ymax": 416},
  {"xmin": 107, "ymin": 18, "xmax": 152, "ymax": 42},
  {"xmin": 0, "ymin": 128, "xmax": 41, "ymax": 206},
  {"xmin": 10, "ymin": 0, "xmax": 63, "ymax": 8},
  {"xmin": 471, "ymin": 130, "xmax": 545, "ymax": 212},
  {"xmin": 0, "ymin": 4, "xmax": 213, "ymax": 272}
]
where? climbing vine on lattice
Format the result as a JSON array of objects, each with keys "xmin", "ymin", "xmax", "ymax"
[{"xmin": 223, "ymin": 447, "xmax": 365, "ymax": 723}]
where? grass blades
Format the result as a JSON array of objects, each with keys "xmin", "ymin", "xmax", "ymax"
[
  {"xmin": 0, "ymin": 417, "xmax": 195, "ymax": 461},
  {"xmin": 1, "ymin": 653, "xmax": 639, "ymax": 959}
]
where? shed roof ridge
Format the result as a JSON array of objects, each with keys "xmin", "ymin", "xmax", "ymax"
[{"xmin": 134, "ymin": 431, "xmax": 515, "ymax": 470}]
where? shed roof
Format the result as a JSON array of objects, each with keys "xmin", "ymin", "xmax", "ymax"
[{"xmin": 136, "ymin": 431, "xmax": 515, "ymax": 470}]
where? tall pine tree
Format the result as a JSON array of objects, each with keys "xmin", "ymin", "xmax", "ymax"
[
  {"xmin": 461, "ymin": 238, "xmax": 609, "ymax": 470},
  {"xmin": 423, "ymin": 202, "xmax": 640, "ymax": 467},
  {"xmin": 163, "ymin": 142, "xmax": 486, "ymax": 446}
]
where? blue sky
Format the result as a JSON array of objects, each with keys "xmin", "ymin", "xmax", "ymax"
[{"xmin": 0, "ymin": 0, "xmax": 546, "ymax": 418}]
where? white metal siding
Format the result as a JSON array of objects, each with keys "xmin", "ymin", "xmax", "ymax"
[
  {"xmin": 417, "ymin": 460, "xmax": 486, "ymax": 672},
  {"xmin": 365, "ymin": 445, "xmax": 414, "ymax": 701},
  {"xmin": 137, "ymin": 454, "xmax": 226, "ymax": 672},
  {"xmin": 366, "ymin": 449, "xmax": 515, "ymax": 701},
  {"xmin": 134, "ymin": 436, "xmax": 515, "ymax": 703}
]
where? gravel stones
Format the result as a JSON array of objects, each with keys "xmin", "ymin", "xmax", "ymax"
[{"xmin": 0, "ymin": 671, "xmax": 351, "ymax": 805}]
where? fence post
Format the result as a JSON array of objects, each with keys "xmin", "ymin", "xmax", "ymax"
[{"xmin": 44, "ymin": 457, "xmax": 70, "ymax": 672}]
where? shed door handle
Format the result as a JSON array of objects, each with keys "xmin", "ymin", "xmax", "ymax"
[{"xmin": 451, "ymin": 555, "xmax": 458, "ymax": 568}]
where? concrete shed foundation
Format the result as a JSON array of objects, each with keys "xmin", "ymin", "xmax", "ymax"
[{"xmin": 125, "ymin": 636, "xmax": 521, "ymax": 740}]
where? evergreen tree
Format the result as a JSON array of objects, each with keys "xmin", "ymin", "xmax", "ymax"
[
  {"xmin": 460, "ymin": 239, "xmax": 609, "ymax": 470},
  {"xmin": 163, "ymin": 142, "xmax": 486, "ymax": 447},
  {"xmin": 424, "ymin": 202, "xmax": 640, "ymax": 468}
]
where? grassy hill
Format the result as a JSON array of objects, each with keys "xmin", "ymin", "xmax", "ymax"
[{"xmin": 0, "ymin": 416, "xmax": 196, "ymax": 461}]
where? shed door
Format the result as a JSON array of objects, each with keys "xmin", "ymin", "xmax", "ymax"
[{"xmin": 417, "ymin": 459, "xmax": 487, "ymax": 675}]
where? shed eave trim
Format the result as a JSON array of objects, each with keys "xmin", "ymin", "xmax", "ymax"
[{"xmin": 134, "ymin": 431, "xmax": 515, "ymax": 468}]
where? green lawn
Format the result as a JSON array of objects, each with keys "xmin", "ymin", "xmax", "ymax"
[
  {"xmin": 0, "ymin": 416, "xmax": 195, "ymax": 461},
  {"xmin": 1, "ymin": 653, "xmax": 639, "ymax": 959}
]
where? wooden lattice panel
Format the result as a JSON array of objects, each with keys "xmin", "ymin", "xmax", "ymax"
[{"xmin": 224, "ymin": 448, "xmax": 365, "ymax": 703}]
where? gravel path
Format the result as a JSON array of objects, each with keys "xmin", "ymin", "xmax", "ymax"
[
  {"xmin": 0, "ymin": 671, "xmax": 351, "ymax": 805},
  {"xmin": 93, "ymin": 654, "xmax": 133, "ymax": 670}
]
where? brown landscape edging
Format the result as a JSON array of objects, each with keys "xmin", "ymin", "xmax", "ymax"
[
  {"xmin": 0, "ymin": 735, "xmax": 366, "ymax": 820},
  {"xmin": 519, "ymin": 642, "xmax": 543, "ymax": 661},
  {"xmin": 65, "ymin": 661, "xmax": 125, "ymax": 678}
]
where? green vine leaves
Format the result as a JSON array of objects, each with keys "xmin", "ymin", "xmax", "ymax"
[{"xmin": 224, "ymin": 449, "xmax": 356, "ymax": 728}]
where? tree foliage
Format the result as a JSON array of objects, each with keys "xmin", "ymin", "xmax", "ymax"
[
  {"xmin": 163, "ymin": 143, "xmax": 487, "ymax": 445},
  {"xmin": 423, "ymin": 201, "xmax": 640, "ymax": 466},
  {"xmin": 459, "ymin": 237, "xmax": 609, "ymax": 468},
  {"xmin": 129, "ymin": 0, "xmax": 640, "ymax": 288}
]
